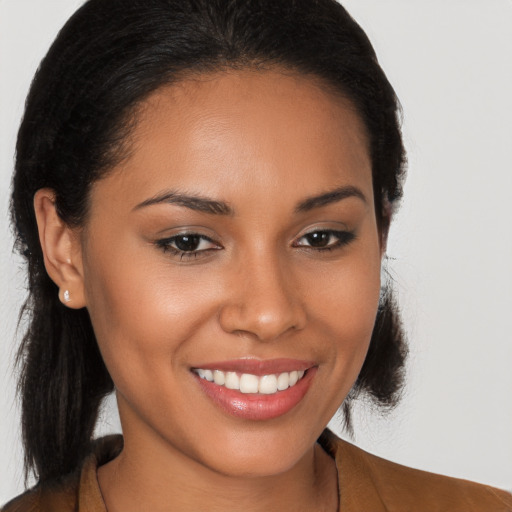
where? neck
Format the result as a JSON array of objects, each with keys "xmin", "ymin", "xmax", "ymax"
[{"xmin": 98, "ymin": 427, "xmax": 338, "ymax": 512}]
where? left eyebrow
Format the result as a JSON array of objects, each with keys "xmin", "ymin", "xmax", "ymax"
[
  {"xmin": 133, "ymin": 190, "xmax": 233, "ymax": 215},
  {"xmin": 295, "ymin": 185, "xmax": 367, "ymax": 213}
]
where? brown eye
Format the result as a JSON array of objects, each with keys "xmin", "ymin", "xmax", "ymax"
[
  {"xmin": 304, "ymin": 231, "xmax": 331, "ymax": 248},
  {"xmin": 295, "ymin": 230, "xmax": 356, "ymax": 251},
  {"xmin": 156, "ymin": 233, "xmax": 221, "ymax": 260},
  {"xmin": 174, "ymin": 235, "xmax": 202, "ymax": 252}
]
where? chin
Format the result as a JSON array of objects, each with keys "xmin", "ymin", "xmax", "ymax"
[
  {"xmin": 199, "ymin": 444, "xmax": 309, "ymax": 479},
  {"xmin": 183, "ymin": 421, "xmax": 320, "ymax": 479}
]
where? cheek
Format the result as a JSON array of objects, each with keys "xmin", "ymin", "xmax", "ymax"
[
  {"xmin": 81, "ymin": 240, "xmax": 225, "ymax": 381},
  {"xmin": 308, "ymin": 243, "xmax": 382, "ymax": 385},
  {"xmin": 311, "ymin": 249, "xmax": 381, "ymax": 340}
]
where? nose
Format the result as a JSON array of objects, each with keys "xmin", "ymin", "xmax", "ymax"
[{"xmin": 218, "ymin": 255, "xmax": 307, "ymax": 342}]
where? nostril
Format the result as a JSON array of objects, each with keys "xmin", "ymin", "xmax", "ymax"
[{"xmin": 218, "ymin": 300, "xmax": 306, "ymax": 342}]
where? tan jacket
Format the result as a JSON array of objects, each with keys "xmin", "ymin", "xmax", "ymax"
[{"xmin": 3, "ymin": 432, "xmax": 512, "ymax": 511}]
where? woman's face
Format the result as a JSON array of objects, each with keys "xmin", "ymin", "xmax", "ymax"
[{"xmin": 79, "ymin": 69, "xmax": 382, "ymax": 477}]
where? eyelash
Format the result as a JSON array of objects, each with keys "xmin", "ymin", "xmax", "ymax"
[{"xmin": 155, "ymin": 229, "xmax": 356, "ymax": 261}]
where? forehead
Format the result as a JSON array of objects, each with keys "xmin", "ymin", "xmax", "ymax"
[{"xmin": 94, "ymin": 68, "xmax": 373, "ymax": 212}]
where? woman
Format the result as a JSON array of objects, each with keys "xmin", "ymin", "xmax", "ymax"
[{"xmin": 2, "ymin": 0, "xmax": 511, "ymax": 510}]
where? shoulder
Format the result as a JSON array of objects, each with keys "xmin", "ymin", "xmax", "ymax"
[
  {"xmin": 1, "ymin": 477, "xmax": 78, "ymax": 512},
  {"xmin": 320, "ymin": 430, "xmax": 512, "ymax": 512},
  {"xmin": 1, "ymin": 436, "xmax": 122, "ymax": 512}
]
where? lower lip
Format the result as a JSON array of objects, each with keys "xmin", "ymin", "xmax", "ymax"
[{"xmin": 194, "ymin": 368, "xmax": 317, "ymax": 421}]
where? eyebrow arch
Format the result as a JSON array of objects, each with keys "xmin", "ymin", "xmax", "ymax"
[
  {"xmin": 295, "ymin": 185, "xmax": 367, "ymax": 213},
  {"xmin": 133, "ymin": 190, "xmax": 233, "ymax": 215}
]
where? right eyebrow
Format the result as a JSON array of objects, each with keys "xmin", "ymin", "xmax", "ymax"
[
  {"xmin": 132, "ymin": 190, "xmax": 233, "ymax": 215},
  {"xmin": 295, "ymin": 185, "xmax": 367, "ymax": 213}
]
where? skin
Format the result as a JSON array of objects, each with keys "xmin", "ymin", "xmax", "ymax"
[{"xmin": 35, "ymin": 69, "xmax": 384, "ymax": 512}]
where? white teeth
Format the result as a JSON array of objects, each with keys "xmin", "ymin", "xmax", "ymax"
[
  {"xmin": 240, "ymin": 373, "xmax": 259, "ymax": 393},
  {"xmin": 225, "ymin": 371, "xmax": 240, "ymax": 390},
  {"xmin": 259, "ymin": 374, "xmax": 278, "ymax": 394},
  {"xmin": 213, "ymin": 370, "xmax": 225, "ymax": 385},
  {"xmin": 277, "ymin": 372, "xmax": 290, "ymax": 391},
  {"xmin": 194, "ymin": 368, "xmax": 307, "ymax": 395}
]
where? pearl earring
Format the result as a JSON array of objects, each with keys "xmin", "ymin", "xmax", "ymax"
[{"xmin": 63, "ymin": 290, "xmax": 71, "ymax": 303}]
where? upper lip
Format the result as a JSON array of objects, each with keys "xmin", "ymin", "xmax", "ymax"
[{"xmin": 191, "ymin": 358, "xmax": 316, "ymax": 375}]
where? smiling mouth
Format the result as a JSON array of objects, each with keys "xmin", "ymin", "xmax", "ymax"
[
  {"xmin": 193, "ymin": 368, "xmax": 306, "ymax": 395},
  {"xmin": 191, "ymin": 359, "xmax": 316, "ymax": 420}
]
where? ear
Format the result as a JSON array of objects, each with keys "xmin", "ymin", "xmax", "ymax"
[{"xmin": 33, "ymin": 188, "xmax": 86, "ymax": 309}]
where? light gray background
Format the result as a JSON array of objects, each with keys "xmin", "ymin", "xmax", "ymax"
[{"xmin": 1, "ymin": 0, "xmax": 511, "ymax": 502}]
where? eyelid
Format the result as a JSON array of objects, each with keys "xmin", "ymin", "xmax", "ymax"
[{"xmin": 153, "ymin": 224, "xmax": 218, "ymax": 238}]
